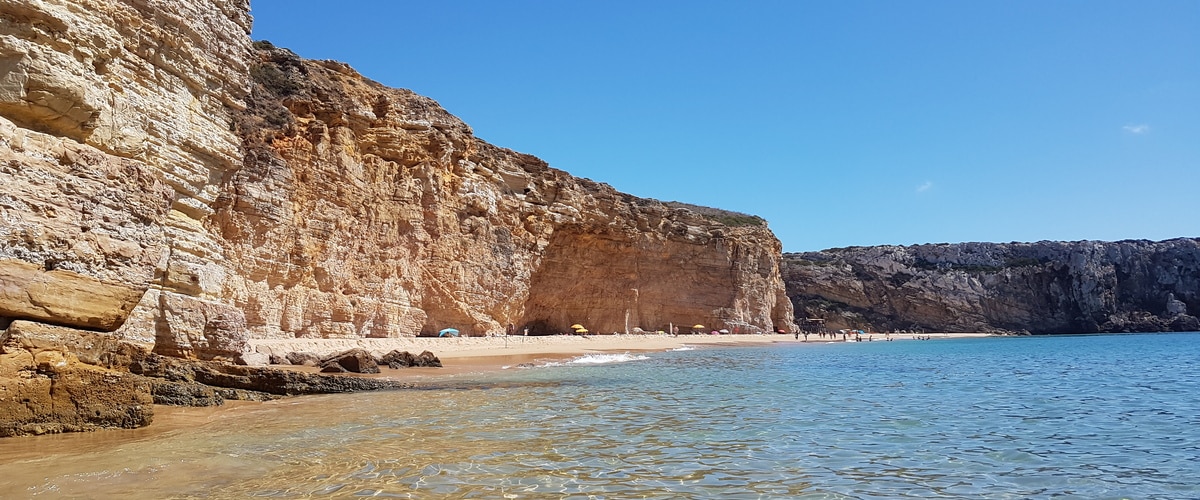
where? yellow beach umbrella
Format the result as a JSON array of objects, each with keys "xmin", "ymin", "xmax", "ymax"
[
  {"xmin": 692, "ymin": 324, "xmax": 705, "ymax": 329},
  {"xmin": 575, "ymin": 328, "xmax": 589, "ymax": 334},
  {"xmin": 570, "ymin": 324, "xmax": 585, "ymax": 330}
]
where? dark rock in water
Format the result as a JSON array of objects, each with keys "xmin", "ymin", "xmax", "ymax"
[
  {"xmin": 214, "ymin": 387, "xmax": 279, "ymax": 402},
  {"xmin": 415, "ymin": 350, "xmax": 442, "ymax": 367},
  {"xmin": 1169, "ymin": 314, "xmax": 1200, "ymax": 332},
  {"xmin": 129, "ymin": 353, "xmax": 412, "ymax": 396},
  {"xmin": 319, "ymin": 348, "xmax": 379, "ymax": 374},
  {"xmin": 144, "ymin": 376, "xmax": 279, "ymax": 405},
  {"xmin": 286, "ymin": 351, "xmax": 321, "ymax": 367},
  {"xmin": 268, "ymin": 354, "xmax": 286, "ymax": 365},
  {"xmin": 149, "ymin": 379, "xmax": 223, "ymax": 407},
  {"xmin": 1100, "ymin": 311, "xmax": 1171, "ymax": 333}
]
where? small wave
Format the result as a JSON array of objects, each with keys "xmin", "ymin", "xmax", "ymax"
[
  {"xmin": 670, "ymin": 345, "xmax": 696, "ymax": 351},
  {"xmin": 504, "ymin": 362, "xmax": 542, "ymax": 369},
  {"xmin": 563, "ymin": 353, "xmax": 650, "ymax": 365}
]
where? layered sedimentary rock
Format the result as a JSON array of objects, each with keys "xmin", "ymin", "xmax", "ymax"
[
  {"xmin": 216, "ymin": 45, "xmax": 793, "ymax": 340},
  {"xmin": 1, "ymin": 0, "xmax": 252, "ymax": 436},
  {"xmin": 0, "ymin": 0, "xmax": 793, "ymax": 436},
  {"xmin": 0, "ymin": 0, "xmax": 253, "ymax": 355},
  {"xmin": 0, "ymin": 321, "xmax": 153, "ymax": 437},
  {"xmin": 783, "ymin": 239, "xmax": 1200, "ymax": 334}
]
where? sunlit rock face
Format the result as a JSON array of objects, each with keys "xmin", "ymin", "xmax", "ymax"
[
  {"xmin": 783, "ymin": 239, "xmax": 1200, "ymax": 334},
  {"xmin": 0, "ymin": 0, "xmax": 253, "ymax": 359},
  {"xmin": 218, "ymin": 46, "xmax": 794, "ymax": 339},
  {"xmin": 0, "ymin": 0, "xmax": 251, "ymax": 436},
  {"xmin": 0, "ymin": 0, "xmax": 795, "ymax": 435},
  {"xmin": 0, "ymin": 0, "xmax": 793, "ymax": 349}
]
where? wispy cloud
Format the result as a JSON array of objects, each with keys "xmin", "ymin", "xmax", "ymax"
[
  {"xmin": 916, "ymin": 181, "xmax": 933, "ymax": 193},
  {"xmin": 1123, "ymin": 124, "xmax": 1150, "ymax": 135}
]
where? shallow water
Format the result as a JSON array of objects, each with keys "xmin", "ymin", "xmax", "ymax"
[{"xmin": 2, "ymin": 333, "xmax": 1198, "ymax": 498}]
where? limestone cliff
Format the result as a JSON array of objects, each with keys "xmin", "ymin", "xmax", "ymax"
[
  {"xmin": 0, "ymin": 0, "xmax": 792, "ymax": 435},
  {"xmin": 1, "ymin": 0, "xmax": 251, "ymax": 436},
  {"xmin": 0, "ymin": 0, "xmax": 253, "ymax": 354},
  {"xmin": 219, "ymin": 45, "xmax": 793, "ymax": 343},
  {"xmin": 783, "ymin": 239, "xmax": 1200, "ymax": 334}
]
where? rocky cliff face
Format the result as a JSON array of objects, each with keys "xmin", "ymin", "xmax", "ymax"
[
  {"xmin": 783, "ymin": 239, "xmax": 1200, "ymax": 334},
  {"xmin": 0, "ymin": 0, "xmax": 253, "ymax": 354},
  {"xmin": 1, "ymin": 0, "xmax": 251, "ymax": 436},
  {"xmin": 0, "ymin": 0, "xmax": 792, "ymax": 435},
  {"xmin": 218, "ymin": 45, "xmax": 792, "ymax": 342}
]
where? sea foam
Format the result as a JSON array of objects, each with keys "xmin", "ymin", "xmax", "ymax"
[{"xmin": 542, "ymin": 353, "xmax": 650, "ymax": 366}]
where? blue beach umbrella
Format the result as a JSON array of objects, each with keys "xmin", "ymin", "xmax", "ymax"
[{"xmin": 438, "ymin": 328, "xmax": 460, "ymax": 337}]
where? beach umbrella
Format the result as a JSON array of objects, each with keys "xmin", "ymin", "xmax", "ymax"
[
  {"xmin": 575, "ymin": 328, "xmax": 589, "ymax": 334},
  {"xmin": 718, "ymin": 329, "xmax": 730, "ymax": 334},
  {"xmin": 438, "ymin": 328, "xmax": 460, "ymax": 337},
  {"xmin": 570, "ymin": 324, "xmax": 585, "ymax": 330},
  {"xmin": 693, "ymin": 324, "xmax": 705, "ymax": 329}
]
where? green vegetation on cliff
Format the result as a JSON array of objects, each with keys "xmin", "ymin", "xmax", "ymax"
[{"xmin": 664, "ymin": 202, "xmax": 766, "ymax": 227}]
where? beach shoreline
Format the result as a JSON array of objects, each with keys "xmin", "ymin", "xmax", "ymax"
[
  {"xmin": 126, "ymin": 332, "xmax": 1000, "ymax": 434},
  {"xmin": 251, "ymin": 332, "xmax": 998, "ymax": 380}
]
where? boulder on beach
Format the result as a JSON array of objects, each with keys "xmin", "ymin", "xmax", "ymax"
[
  {"xmin": 286, "ymin": 351, "xmax": 322, "ymax": 367},
  {"xmin": 378, "ymin": 350, "xmax": 442, "ymax": 368},
  {"xmin": 415, "ymin": 350, "xmax": 442, "ymax": 368},
  {"xmin": 319, "ymin": 349, "xmax": 380, "ymax": 374},
  {"xmin": 380, "ymin": 350, "xmax": 417, "ymax": 368}
]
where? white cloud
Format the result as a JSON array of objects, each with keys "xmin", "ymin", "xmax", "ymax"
[
  {"xmin": 1123, "ymin": 124, "xmax": 1150, "ymax": 135},
  {"xmin": 916, "ymin": 181, "xmax": 933, "ymax": 193}
]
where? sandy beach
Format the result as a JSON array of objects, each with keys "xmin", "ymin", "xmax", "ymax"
[{"xmin": 250, "ymin": 332, "xmax": 997, "ymax": 379}]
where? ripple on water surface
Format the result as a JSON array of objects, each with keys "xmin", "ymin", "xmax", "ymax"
[{"xmin": 1, "ymin": 333, "xmax": 1198, "ymax": 498}]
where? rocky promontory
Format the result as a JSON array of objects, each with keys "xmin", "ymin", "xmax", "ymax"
[
  {"xmin": 0, "ymin": 0, "xmax": 792, "ymax": 436},
  {"xmin": 783, "ymin": 239, "xmax": 1200, "ymax": 334}
]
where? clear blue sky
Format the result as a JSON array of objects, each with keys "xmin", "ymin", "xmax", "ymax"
[{"xmin": 250, "ymin": 1, "xmax": 1199, "ymax": 252}]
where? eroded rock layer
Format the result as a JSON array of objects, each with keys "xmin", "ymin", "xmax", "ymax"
[
  {"xmin": 0, "ymin": 0, "xmax": 253, "ymax": 356},
  {"xmin": 783, "ymin": 239, "xmax": 1200, "ymax": 334},
  {"xmin": 0, "ymin": 0, "xmax": 255, "ymax": 436}
]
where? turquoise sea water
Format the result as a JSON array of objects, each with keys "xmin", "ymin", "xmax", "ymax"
[{"xmin": 2, "ymin": 333, "xmax": 1199, "ymax": 498}]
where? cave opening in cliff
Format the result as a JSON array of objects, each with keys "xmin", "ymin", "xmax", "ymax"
[{"xmin": 520, "ymin": 228, "xmax": 740, "ymax": 335}]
